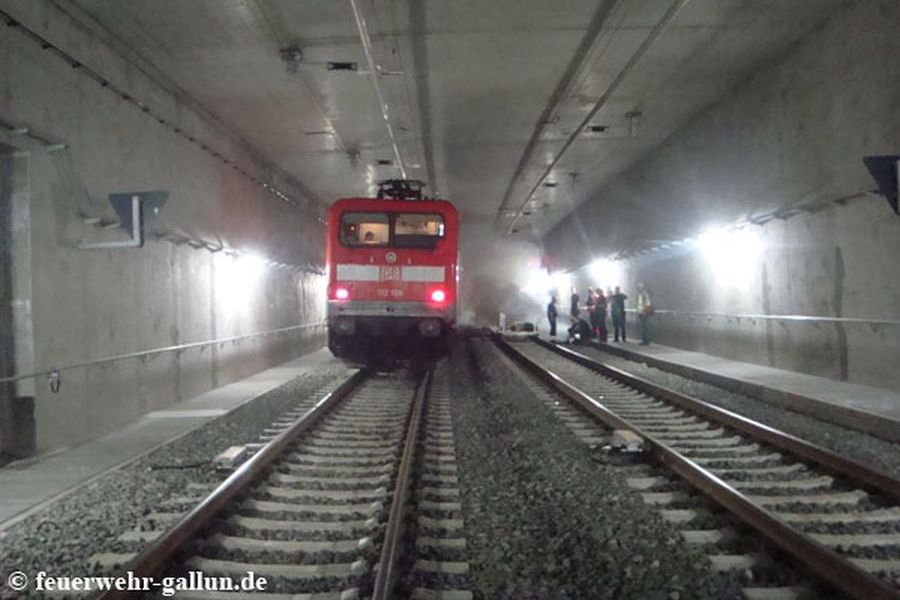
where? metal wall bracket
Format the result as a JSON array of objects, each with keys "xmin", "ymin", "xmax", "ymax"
[
  {"xmin": 79, "ymin": 194, "xmax": 143, "ymax": 249},
  {"xmin": 863, "ymin": 155, "xmax": 900, "ymax": 215},
  {"xmin": 79, "ymin": 191, "xmax": 168, "ymax": 250}
]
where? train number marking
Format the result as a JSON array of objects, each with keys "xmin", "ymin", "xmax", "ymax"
[
  {"xmin": 380, "ymin": 266, "xmax": 401, "ymax": 281},
  {"xmin": 376, "ymin": 288, "xmax": 405, "ymax": 298}
]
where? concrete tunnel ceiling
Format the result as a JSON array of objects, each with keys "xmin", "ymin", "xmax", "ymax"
[{"xmin": 61, "ymin": 0, "xmax": 853, "ymax": 262}]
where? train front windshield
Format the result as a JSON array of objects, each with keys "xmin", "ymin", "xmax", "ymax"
[{"xmin": 340, "ymin": 212, "xmax": 445, "ymax": 249}]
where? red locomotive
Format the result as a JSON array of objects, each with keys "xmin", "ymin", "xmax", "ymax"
[{"xmin": 325, "ymin": 180, "xmax": 459, "ymax": 359}]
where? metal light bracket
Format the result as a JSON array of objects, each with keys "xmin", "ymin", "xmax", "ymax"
[
  {"xmin": 863, "ymin": 155, "xmax": 900, "ymax": 215},
  {"xmin": 79, "ymin": 191, "xmax": 168, "ymax": 249}
]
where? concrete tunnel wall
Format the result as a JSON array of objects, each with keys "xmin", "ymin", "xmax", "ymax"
[
  {"xmin": 546, "ymin": 0, "xmax": 900, "ymax": 391},
  {"xmin": 0, "ymin": 1, "xmax": 326, "ymax": 457}
]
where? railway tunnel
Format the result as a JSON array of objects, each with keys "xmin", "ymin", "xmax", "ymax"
[{"xmin": 1, "ymin": 1, "xmax": 900, "ymax": 598}]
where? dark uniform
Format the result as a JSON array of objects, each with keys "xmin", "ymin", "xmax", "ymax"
[
  {"xmin": 594, "ymin": 291, "xmax": 608, "ymax": 341},
  {"xmin": 568, "ymin": 317, "xmax": 593, "ymax": 344},
  {"xmin": 547, "ymin": 297, "xmax": 558, "ymax": 337},
  {"xmin": 611, "ymin": 291, "xmax": 627, "ymax": 342},
  {"xmin": 585, "ymin": 289, "xmax": 595, "ymax": 339}
]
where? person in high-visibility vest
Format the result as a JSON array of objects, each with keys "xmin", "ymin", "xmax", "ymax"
[{"xmin": 636, "ymin": 282, "xmax": 654, "ymax": 346}]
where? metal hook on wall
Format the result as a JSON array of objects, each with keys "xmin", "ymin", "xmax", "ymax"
[{"xmin": 48, "ymin": 370, "xmax": 61, "ymax": 394}]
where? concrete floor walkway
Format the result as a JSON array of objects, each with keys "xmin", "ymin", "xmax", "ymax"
[
  {"xmin": 588, "ymin": 339, "xmax": 900, "ymax": 442},
  {"xmin": 0, "ymin": 348, "xmax": 345, "ymax": 529}
]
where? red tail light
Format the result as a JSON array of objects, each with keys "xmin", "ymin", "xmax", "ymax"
[
  {"xmin": 429, "ymin": 289, "xmax": 447, "ymax": 303},
  {"xmin": 334, "ymin": 287, "xmax": 349, "ymax": 300}
]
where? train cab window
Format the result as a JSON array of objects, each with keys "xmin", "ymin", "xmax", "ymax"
[
  {"xmin": 393, "ymin": 213, "xmax": 444, "ymax": 249},
  {"xmin": 340, "ymin": 213, "xmax": 389, "ymax": 246}
]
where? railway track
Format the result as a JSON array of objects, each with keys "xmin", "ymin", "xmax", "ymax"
[
  {"xmin": 494, "ymin": 334, "xmax": 900, "ymax": 600},
  {"xmin": 407, "ymin": 368, "xmax": 473, "ymax": 600},
  {"xmin": 89, "ymin": 362, "xmax": 471, "ymax": 600}
]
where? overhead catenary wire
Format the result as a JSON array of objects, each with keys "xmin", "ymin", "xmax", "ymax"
[{"xmin": 349, "ymin": 0, "xmax": 408, "ymax": 179}]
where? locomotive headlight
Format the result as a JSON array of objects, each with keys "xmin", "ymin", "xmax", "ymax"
[
  {"xmin": 334, "ymin": 286, "xmax": 350, "ymax": 300},
  {"xmin": 429, "ymin": 289, "xmax": 447, "ymax": 303}
]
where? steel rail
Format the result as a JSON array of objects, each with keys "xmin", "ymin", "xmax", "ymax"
[
  {"xmin": 493, "ymin": 335, "xmax": 900, "ymax": 600},
  {"xmin": 92, "ymin": 368, "xmax": 369, "ymax": 600},
  {"xmin": 537, "ymin": 338, "xmax": 900, "ymax": 503},
  {"xmin": 371, "ymin": 366, "xmax": 433, "ymax": 599},
  {"xmin": 585, "ymin": 338, "xmax": 900, "ymax": 443}
]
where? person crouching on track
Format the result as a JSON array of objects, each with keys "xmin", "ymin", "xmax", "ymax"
[
  {"xmin": 567, "ymin": 316, "xmax": 593, "ymax": 344},
  {"xmin": 567, "ymin": 305, "xmax": 593, "ymax": 345}
]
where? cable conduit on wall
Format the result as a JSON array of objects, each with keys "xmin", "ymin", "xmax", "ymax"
[
  {"xmin": 0, "ymin": 322, "xmax": 326, "ymax": 390},
  {"xmin": 623, "ymin": 308, "xmax": 900, "ymax": 327},
  {"xmin": 0, "ymin": 6, "xmax": 325, "ymax": 225}
]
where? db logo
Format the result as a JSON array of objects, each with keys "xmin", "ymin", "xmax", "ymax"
[{"xmin": 385, "ymin": 252, "xmax": 397, "ymax": 264}]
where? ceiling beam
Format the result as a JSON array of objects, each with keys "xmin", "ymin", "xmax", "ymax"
[
  {"xmin": 408, "ymin": 0, "xmax": 437, "ymax": 195},
  {"xmin": 493, "ymin": 0, "xmax": 620, "ymax": 231},
  {"xmin": 499, "ymin": 0, "xmax": 692, "ymax": 235},
  {"xmin": 349, "ymin": 0, "xmax": 407, "ymax": 179}
]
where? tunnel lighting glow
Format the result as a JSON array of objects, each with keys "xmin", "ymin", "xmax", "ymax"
[
  {"xmin": 523, "ymin": 267, "xmax": 549, "ymax": 295},
  {"xmin": 522, "ymin": 265, "xmax": 572, "ymax": 301},
  {"xmin": 335, "ymin": 287, "xmax": 350, "ymax": 300},
  {"xmin": 589, "ymin": 258, "xmax": 622, "ymax": 291},
  {"xmin": 551, "ymin": 271, "xmax": 572, "ymax": 292},
  {"xmin": 215, "ymin": 252, "xmax": 268, "ymax": 316},
  {"xmin": 695, "ymin": 226, "xmax": 762, "ymax": 288},
  {"xmin": 237, "ymin": 253, "xmax": 266, "ymax": 279}
]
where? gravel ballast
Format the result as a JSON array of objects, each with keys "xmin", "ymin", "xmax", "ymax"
[
  {"xmin": 449, "ymin": 337, "xmax": 734, "ymax": 599},
  {"xmin": 0, "ymin": 360, "xmax": 352, "ymax": 599},
  {"xmin": 576, "ymin": 343, "xmax": 900, "ymax": 478}
]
